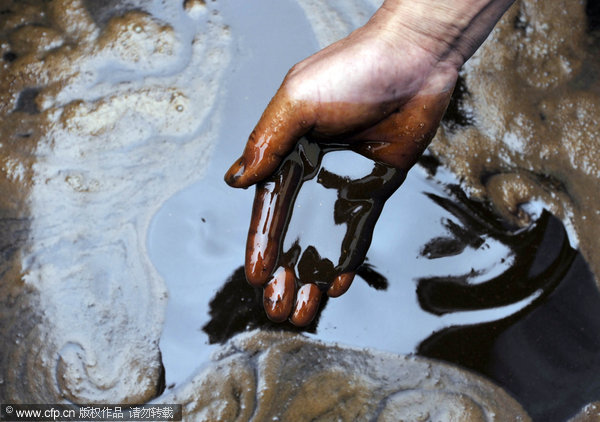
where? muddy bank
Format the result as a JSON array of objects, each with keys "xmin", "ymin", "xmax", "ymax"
[
  {"xmin": 0, "ymin": 0, "xmax": 230, "ymax": 403},
  {"xmin": 431, "ymin": 0, "xmax": 600, "ymax": 287},
  {"xmin": 155, "ymin": 330, "xmax": 530, "ymax": 421}
]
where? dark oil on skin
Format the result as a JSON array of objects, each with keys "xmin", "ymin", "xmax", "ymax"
[
  {"xmin": 245, "ymin": 137, "xmax": 405, "ymax": 292},
  {"xmin": 203, "ymin": 150, "xmax": 600, "ymax": 421}
]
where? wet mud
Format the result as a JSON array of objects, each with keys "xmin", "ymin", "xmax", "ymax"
[
  {"xmin": 0, "ymin": 0, "xmax": 231, "ymax": 404},
  {"xmin": 432, "ymin": 0, "xmax": 600, "ymax": 289},
  {"xmin": 156, "ymin": 330, "xmax": 530, "ymax": 421}
]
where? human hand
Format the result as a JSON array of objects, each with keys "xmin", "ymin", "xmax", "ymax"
[
  {"xmin": 224, "ymin": 6, "xmax": 463, "ymax": 326},
  {"xmin": 224, "ymin": 13, "xmax": 458, "ymax": 188}
]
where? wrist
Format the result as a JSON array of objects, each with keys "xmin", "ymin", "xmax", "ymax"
[{"xmin": 369, "ymin": 0, "xmax": 515, "ymax": 68}]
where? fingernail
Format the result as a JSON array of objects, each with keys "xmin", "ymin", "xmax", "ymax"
[
  {"xmin": 224, "ymin": 157, "xmax": 246, "ymax": 187},
  {"xmin": 263, "ymin": 267, "xmax": 295, "ymax": 322},
  {"xmin": 327, "ymin": 272, "xmax": 355, "ymax": 298},
  {"xmin": 290, "ymin": 283, "xmax": 321, "ymax": 327}
]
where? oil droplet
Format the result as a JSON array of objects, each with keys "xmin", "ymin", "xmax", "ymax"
[
  {"xmin": 176, "ymin": 105, "xmax": 184, "ymax": 112},
  {"xmin": 134, "ymin": 25, "xmax": 143, "ymax": 33}
]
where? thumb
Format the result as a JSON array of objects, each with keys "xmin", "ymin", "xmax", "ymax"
[{"xmin": 224, "ymin": 89, "xmax": 313, "ymax": 188}]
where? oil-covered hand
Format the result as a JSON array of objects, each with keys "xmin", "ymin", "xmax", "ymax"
[
  {"xmin": 224, "ymin": 14, "xmax": 456, "ymax": 327},
  {"xmin": 224, "ymin": 15, "xmax": 458, "ymax": 189},
  {"xmin": 224, "ymin": 0, "xmax": 514, "ymax": 325}
]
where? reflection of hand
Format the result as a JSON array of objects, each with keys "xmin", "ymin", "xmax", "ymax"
[{"xmin": 224, "ymin": 0, "xmax": 514, "ymax": 325}]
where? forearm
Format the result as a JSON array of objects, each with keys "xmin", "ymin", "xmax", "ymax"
[{"xmin": 370, "ymin": 0, "xmax": 516, "ymax": 68}]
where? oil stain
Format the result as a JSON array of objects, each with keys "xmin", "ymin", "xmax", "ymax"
[
  {"xmin": 411, "ymin": 181, "xmax": 599, "ymax": 421},
  {"xmin": 203, "ymin": 156, "xmax": 599, "ymax": 421}
]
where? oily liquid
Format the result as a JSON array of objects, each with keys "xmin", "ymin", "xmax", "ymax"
[{"xmin": 199, "ymin": 153, "xmax": 600, "ymax": 421}]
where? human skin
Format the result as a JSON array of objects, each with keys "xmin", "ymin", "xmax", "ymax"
[{"xmin": 225, "ymin": 0, "xmax": 515, "ymax": 326}]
